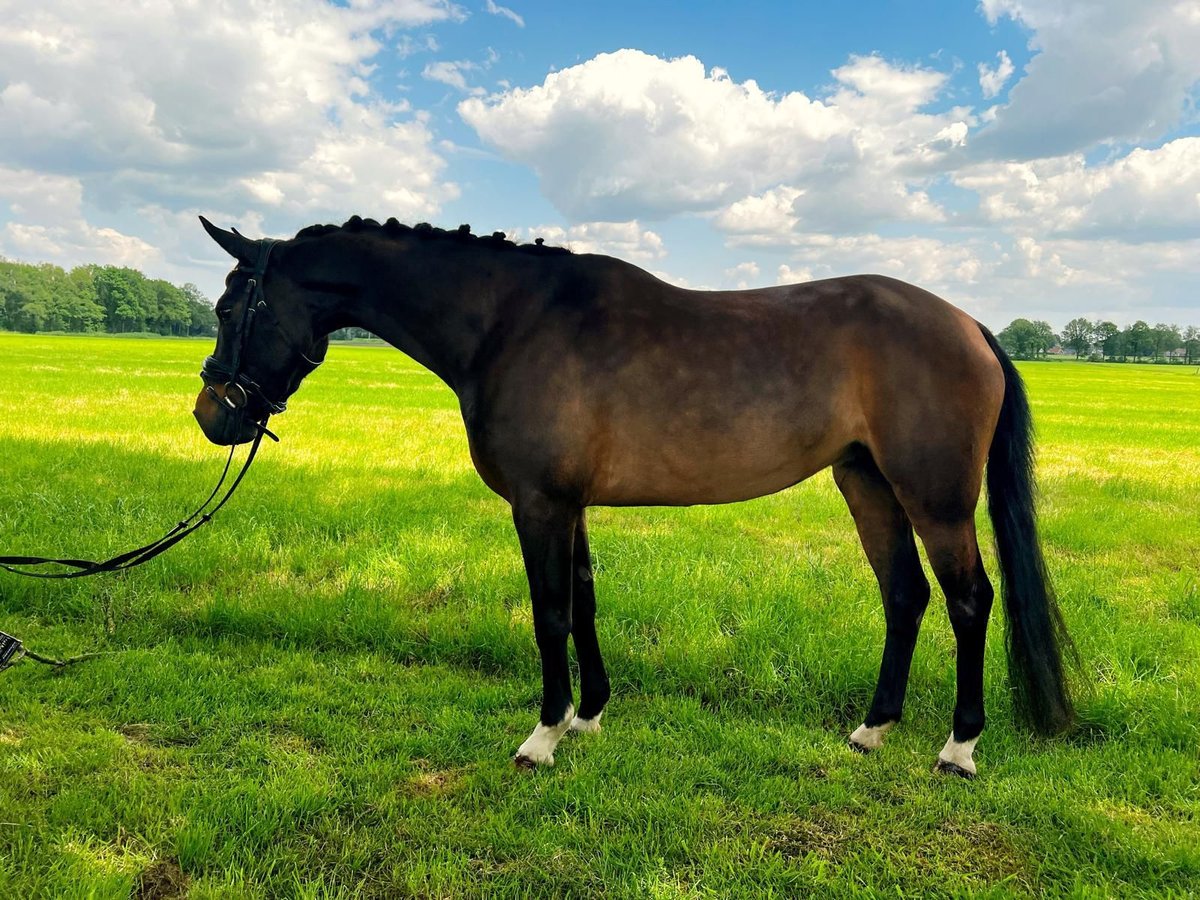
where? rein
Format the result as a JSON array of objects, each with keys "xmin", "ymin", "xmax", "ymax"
[
  {"xmin": 0, "ymin": 238, "xmax": 288, "ymax": 580},
  {"xmin": 0, "ymin": 435, "xmax": 262, "ymax": 578}
]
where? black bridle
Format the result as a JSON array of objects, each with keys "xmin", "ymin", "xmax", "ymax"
[
  {"xmin": 0, "ymin": 237, "xmax": 312, "ymax": 579},
  {"xmin": 201, "ymin": 238, "xmax": 285, "ymax": 441}
]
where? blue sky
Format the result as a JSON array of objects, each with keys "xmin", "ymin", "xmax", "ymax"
[{"xmin": 1, "ymin": 0, "xmax": 1198, "ymax": 328}]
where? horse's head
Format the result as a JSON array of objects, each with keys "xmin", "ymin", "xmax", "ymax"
[{"xmin": 193, "ymin": 217, "xmax": 329, "ymax": 445}]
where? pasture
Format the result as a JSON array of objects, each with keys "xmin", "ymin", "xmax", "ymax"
[{"xmin": 0, "ymin": 332, "xmax": 1196, "ymax": 898}]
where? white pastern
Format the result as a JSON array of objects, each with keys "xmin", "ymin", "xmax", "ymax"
[
  {"xmin": 569, "ymin": 711, "xmax": 602, "ymax": 734},
  {"xmin": 849, "ymin": 721, "xmax": 895, "ymax": 751},
  {"xmin": 515, "ymin": 705, "xmax": 574, "ymax": 767},
  {"xmin": 937, "ymin": 732, "xmax": 980, "ymax": 776}
]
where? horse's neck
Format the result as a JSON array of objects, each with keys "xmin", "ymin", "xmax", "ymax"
[{"xmin": 341, "ymin": 242, "xmax": 514, "ymax": 392}]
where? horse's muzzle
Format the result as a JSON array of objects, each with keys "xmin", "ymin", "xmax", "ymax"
[{"xmin": 193, "ymin": 386, "xmax": 261, "ymax": 446}]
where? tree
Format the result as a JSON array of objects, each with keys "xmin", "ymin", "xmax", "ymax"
[
  {"xmin": 148, "ymin": 279, "xmax": 191, "ymax": 335},
  {"xmin": 62, "ymin": 266, "xmax": 105, "ymax": 332},
  {"xmin": 182, "ymin": 283, "xmax": 215, "ymax": 337},
  {"xmin": 1124, "ymin": 321, "xmax": 1152, "ymax": 361},
  {"xmin": 1061, "ymin": 317, "xmax": 1093, "ymax": 358},
  {"xmin": 1031, "ymin": 320, "xmax": 1057, "ymax": 357},
  {"xmin": 997, "ymin": 318, "xmax": 1040, "ymax": 358},
  {"xmin": 1151, "ymin": 323, "xmax": 1182, "ymax": 361},
  {"xmin": 1093, "ymin": 321, "xmax": 1120, "ymax": 359},
  {"xmin": 1184, "ymin": 326, "xmax": 1200, "ymax": 366}
]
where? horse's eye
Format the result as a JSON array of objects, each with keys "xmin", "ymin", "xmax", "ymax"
[{"xmin": 216, "ymin": 306, "xmax": 232, "ymax": 321}]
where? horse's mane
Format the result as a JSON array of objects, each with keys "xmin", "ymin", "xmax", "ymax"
[{"xmin": 293, "ymin": 216, "xmax": 571, "ymax": 256}]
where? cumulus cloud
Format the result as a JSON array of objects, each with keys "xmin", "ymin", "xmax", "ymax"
[
  {"xmin": 460, "ymin": 49, "xmax": 966, "ymax": 228},
  {"xmin": 510, "ymin": 221, "xmax": 666, "ymax": 260},
  {"xmin": 724, "ymin": 261, "xmax": 760, "ymax": 289},
  {"xmin": 978, "ymin": 50, "xmax": 1014, "ymax": 99},
  {"xmin": 731, "ymin": 232, "xmax": 987, "ymax": 291},
  {"xmin": 0, "ymin": 165, "xmax": 160, "ymax": 268},
  {"xmin": 955, "ymin": 137, "xmax": 1200, "ymax": 240},
  {"xmin": 0, "ymin": 0, "xmax": 459, "ymax": 233},
  {"xmin": 776, "ymin": 263, "xmax": 814, "ymax": 285},
  {"xmin": 972, "ymin": 0, "xmax": 1200, "ymax": 158}
]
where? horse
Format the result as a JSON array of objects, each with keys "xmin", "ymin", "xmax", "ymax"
[{"xmin": 193, "ymin": 215, "xmax": 1074, "ymax": 777}]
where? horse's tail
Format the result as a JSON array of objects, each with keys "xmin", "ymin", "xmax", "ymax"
[{"xmin": 978, "ymin": 324, "xmax": 1076, "ymax": 735}]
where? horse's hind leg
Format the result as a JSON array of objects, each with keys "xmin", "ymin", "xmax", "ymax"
[
  {"xmin": 568, "ymin": 513, "xmax": 610, "ymax": 733},
  {"xmin": 913, "ymin": 519, "xmax": 994, "ymax": 778},
  {"xmin": 834, "ymin": 455, "xmax": 931, "ymax": 753}
]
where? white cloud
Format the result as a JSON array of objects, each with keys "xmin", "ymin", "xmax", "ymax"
[
  {"xmin": 759, "ymin": 232, "xmax": 987, "ymax": 291},
  {"xmin": 0, "ymin": 166, "xmax": 160, "ymax": 269},
  {"xmin": 484, "ymin": 0, "xmax": 524, "ymax": 28},
  {"xmin": 511, "ymin": 220, "xmax": 666, "ymax": 261},
  {"xmin": 972, "ymin": 0, "xmax": 1200, "ymax": 158},
  {"xmin": 0, "ymin": 0, "xmax": 459, "ymax": 230},
  {"xmin": 978, "ymin": 50, "xmax": 1014, "ymax": 99},
  {"xmin": 776, "ymin": 263, "xmax": 814, "ymax": 285},
  {"xmin": 423, "ymin": 59, "xmax": 485, "ymax": 94},
  {"xmin": 715, "ymin": 187, "xmax": 804, "ymax": 235},
  {"xmin": 955, "ymin": 137, "xmax": 1200, "ymax": 239},
  {"xmin": 460, "ymin": 50, "xmax": 964, "ymax": 227},
  {"xmin": 724, "ymin": 260, "xmax": 760, "ymax": 288},
  {"xmin": 831, "ymin": 54, "xmax": 946, "ymax": 107}
]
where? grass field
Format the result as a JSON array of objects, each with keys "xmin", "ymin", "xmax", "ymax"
[{"xmin": 0, "ymin": 332, "xmax": 1197, "ymax": 898}]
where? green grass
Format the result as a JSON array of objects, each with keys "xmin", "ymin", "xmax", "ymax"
[{"xmin": 1, "ymin": 333, "xmax": 1197, "ymax": 898}]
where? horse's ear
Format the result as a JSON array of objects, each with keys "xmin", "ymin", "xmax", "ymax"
[{"xmin": 199, "ymin": 216, "xmax": 256, "ymax": 262}]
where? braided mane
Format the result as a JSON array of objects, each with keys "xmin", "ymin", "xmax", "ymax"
[{"xmin": 293, "ymin": 216, "xmax": 571, "ymax": 256}]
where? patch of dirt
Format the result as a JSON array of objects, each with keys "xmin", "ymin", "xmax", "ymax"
[
  {"xmin": 134, "ymin": 857, "xmax": 189, "ymax": 900},
  {"xmin": 119, "ymin": 723, "xmax": 153, "ymax": 743},
  {"xmin": 767, "ymin": 809, "xmax": 859, "ymax": 862},
  {"xmin": 406, "ymin": 770, "xmax": 462, "ymax": 797},
  {"xmin": 404, "ymin": 759, "xmax": 466, "ymax": 797},
  {"xmin": 937, "ymin": 820, "xmax": 1031, "ymax": 889}
]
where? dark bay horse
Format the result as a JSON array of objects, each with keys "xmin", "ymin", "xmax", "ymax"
[{"xmin": 194, "ymin": 215, "xmax": 1074, "ymax": 777}]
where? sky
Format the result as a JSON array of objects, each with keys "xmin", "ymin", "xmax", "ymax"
[{"xmin": 1, "ymin": 0, "xmax": 1199, "ymax": 329}]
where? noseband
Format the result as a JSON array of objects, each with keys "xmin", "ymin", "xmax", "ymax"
[{"xmin": 200, "ymin": 239, "xmax": 323, "ymax": 442}]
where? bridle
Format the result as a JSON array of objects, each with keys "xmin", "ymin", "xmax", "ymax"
[
  {"xmin": 1, "ymin": 237, "xmax": 320, "ymax": 579},
  {"xmin": 200, "ymin": 238, "xmax": 286, "ymax": 442}
]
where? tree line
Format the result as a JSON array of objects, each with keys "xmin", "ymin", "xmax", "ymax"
[
  {"xmin": 0, "ymin": 258, "xmax": 215, "ymax": 336},
  {"xmin": 997, "ymin": 317, "xmax": 1200, "ymax": 363},
  {"xmin": 6, "ymin": 252, "xmax": 1198, "ymax": 359}
]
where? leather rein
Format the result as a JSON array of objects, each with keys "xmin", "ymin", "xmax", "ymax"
[{"xmin": 0, "ymin": 238, "xmax": 306, "ymax": 579}]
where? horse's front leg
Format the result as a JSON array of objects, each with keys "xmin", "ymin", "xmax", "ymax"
[{"xmin": 512, "ymin": 492, "xmax": 579, "ymax": 768}]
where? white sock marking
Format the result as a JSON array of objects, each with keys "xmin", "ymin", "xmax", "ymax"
[
  {"xmin": 937, "ymin": 732, "xmax": 980, "ymax": 775},
  {"xmin": 569, "ymin": 711, "xmax": 602, "ymax": 734},
  {"xmin": 516, "ymin": 705, "xmax": 574, "ymax": 767},
  {"xmin": 849, "ymin": 721, "xmax": 895, "ymax": 750}
]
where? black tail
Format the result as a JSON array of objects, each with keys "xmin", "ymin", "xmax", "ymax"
[{"xmin": 979, "ymin": 325, "xmax": 1076, "ymax": 735}]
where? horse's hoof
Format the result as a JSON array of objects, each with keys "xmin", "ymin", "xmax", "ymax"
[
  {"xmin": 514, "ymin": 754, "xmax": 538, "ymax": 770},
  {"xmin": 935, "ymin": 759, "xmax": 976, "ymax": 779},
  {"xmin": 569, "ymin": 715, "xmax": 602, "ymax": 734},
  {"xmin": 848, "ymin": 739, "xmax": 873, "ymax": 754}
]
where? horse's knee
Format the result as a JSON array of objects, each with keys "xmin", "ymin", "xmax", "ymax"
[
  {"xmin": 889, "ymin": 568, "xmax": 931, "ymax": 618},
  {"xmin": 533, "ymin": 609, "xmax": 572, "ymax": 647}
]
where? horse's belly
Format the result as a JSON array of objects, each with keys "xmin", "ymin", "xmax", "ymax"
[{"xmin": 589, "ymin": 423, "xmax": 846, "ymax": 506}]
